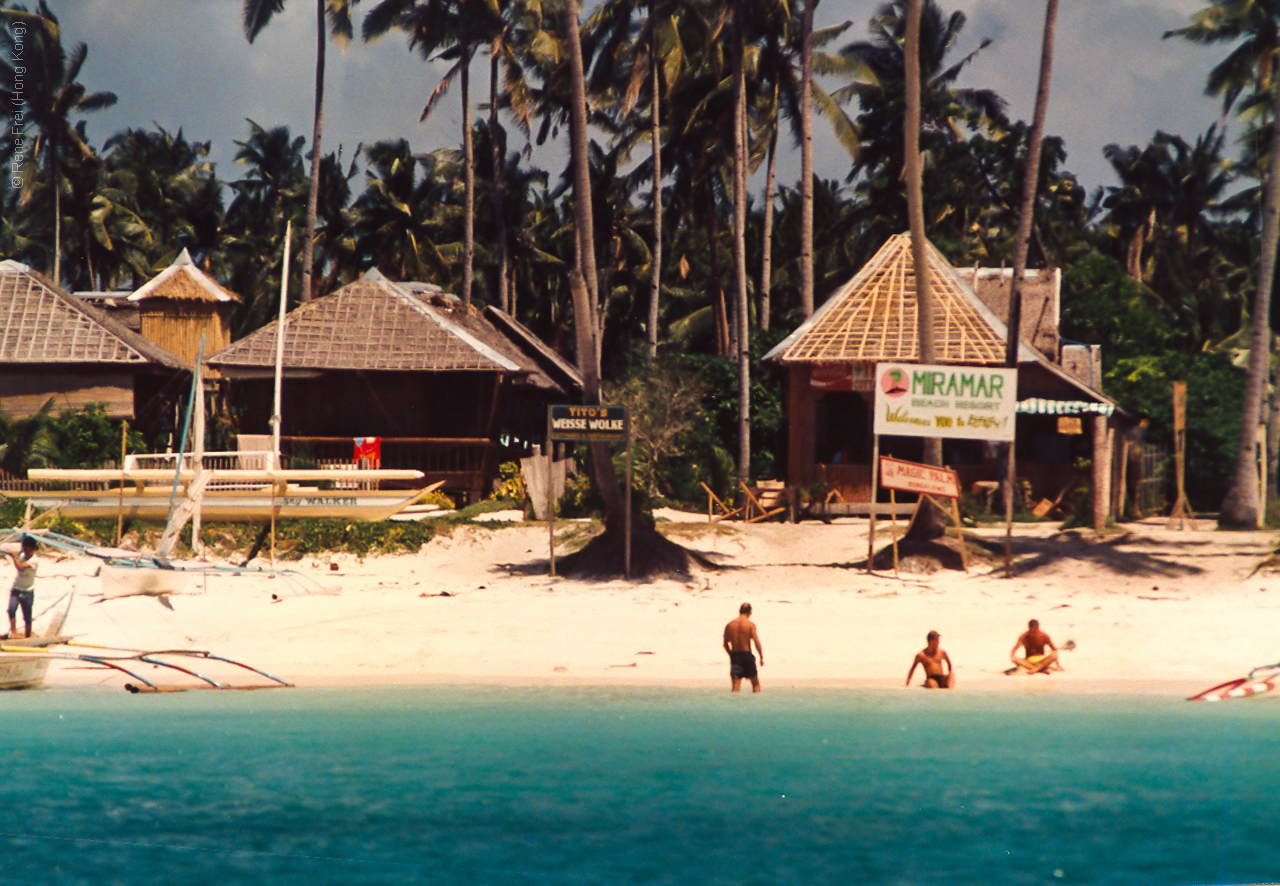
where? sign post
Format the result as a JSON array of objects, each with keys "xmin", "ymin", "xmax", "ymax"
[
  {"xmin": 878, "ymin": 456, "xmax": 966, "ymax": 571},
  {"xmin": 871, "ymin": 363, "xmax": 1017, "ymax": 572},
  {"xmin": 548, "ymin": 405, "xmax": 631, "ymax": 577}
]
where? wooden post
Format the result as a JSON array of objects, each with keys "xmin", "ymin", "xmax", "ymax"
[
  {"xmin": 1167, "ymin": 381, "xmax": 1196, "ymax": 529},
  {"xmin": 950, "ymin": 496, "xmax": 967, "ymax": 571},
  {"xmin": 548, "ymin": 411, "xmax": 556, "ymax": 578},
  {"xmin": 625, "ymin": 410, "xmax": 632, "ymax": 580},
  {"xmin": 1092, "ymin": 413, "xmax": 1108, "ymax": 532},
  {"xmin": 867, "ymin": 436, "xmax": 880, "ymax": 572},
  {"xmin": 889, "ymin": 489, "xmax": 898, "ymax": 576},
  {"xmin": 116, "ymin": 422, "xmax": 127, "ymax": 546}
]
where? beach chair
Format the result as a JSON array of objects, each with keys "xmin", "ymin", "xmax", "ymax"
[{"xmin": 701, "ymin": 482, "xmax": 744, "ymax": 522}]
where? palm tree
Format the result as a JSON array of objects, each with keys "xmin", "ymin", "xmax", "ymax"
[
  {"xmin": 836, "ymin": 0, "xmax": 1003, "ymax": 250},
  {"xmin": 242, "ymin": 0, "xmax": 361, "ymax": 303},
  {"xmin": 364, "ymin": 0, "xmax": 500, "ymax": 305},
  {"xmin": 585, "ymin": 0, "xmax": 697, "ymax": 356},
  {"xmin": 96, "ymin": 126, "xmax": 223, "ymax": 284},
  {"xmin": 350, "ymin": 139, "xmax": 452, "ymax": 280},
  {"xmin": 1004, "ymin": 0, "xmax": 1057, "ymax": 547},
  {"xmin": 0, "ymin": 2, "xmax": 116, "ymax": 285},
  {"xmin": 1167, "ymin": 0, "xmax": 1280, "ymax": 526},
  {"xmin": 751, "ymin": 0, "xmax": 856, "ymax": 325},
  {"xmin": 223, "ymin": 122, "xmax": 308, "ymax": 333},
  {"xmin": 564, "ymin": 0, "xmax": 627, "ymax": 529}
]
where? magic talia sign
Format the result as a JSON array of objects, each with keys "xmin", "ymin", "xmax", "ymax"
[{"xmin": 872, "ymin": 362, "xmax": 1017, "ymax": 442}]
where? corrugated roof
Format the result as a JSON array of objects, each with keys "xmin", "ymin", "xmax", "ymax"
[
  {"xmin": 128, "ymin": 249, "xmax": 240, "ymax": 304},
  {"xmin": 0, "ymin": 260, "xmax": 189, "ymax": 368},
  {"xmin": 206, "ymin": 273, "xmax": 560, "ymax": 388},
  {"xmin": 765, "ymin": 233, "xmax": 1036, "ymax": 365}
]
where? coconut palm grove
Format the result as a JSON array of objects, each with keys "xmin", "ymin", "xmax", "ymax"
[{"xmin": 2, "ymin": 0, "xmax": 1280, "ymax": 525}]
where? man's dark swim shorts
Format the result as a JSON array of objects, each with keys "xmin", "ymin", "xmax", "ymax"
[{"xmin": 729, "ymin": 650, "xmax": 757, "ymax": 680}]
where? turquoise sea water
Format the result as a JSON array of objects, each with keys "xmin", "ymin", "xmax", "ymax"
[{"xmin": 1, "ymin": 686, "xmax": 1278, "ymax": 886}]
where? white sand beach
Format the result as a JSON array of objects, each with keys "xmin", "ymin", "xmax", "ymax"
[{"xmin": 25, "ymin": 513, "xmax": 1280, "ymax": 697}]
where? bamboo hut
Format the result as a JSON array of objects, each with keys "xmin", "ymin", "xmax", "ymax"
[
  {"xmin": 0, "ymin": 259, "xmax": 189, "ymax": 421},
  {"xmin": 206, "ymin": 270, "xmax": 581, "ymax": 503},
  {"xmin": 79, "ymin": 249, "xmax": 238, "ymax": 366},
  {"xmin": 764, "ymin": 233, "xmax": 1132, "ymax": 518}
]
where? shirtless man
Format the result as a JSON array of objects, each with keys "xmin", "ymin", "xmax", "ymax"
[
  {"xmin": 1010, "ymin": 618, "xmax": 1061, "ymax": 674},
  {"xmin": 905, "ymin": 630, "xmax": 954, "ymax": 688},
  {"xmin": 723, "ymin": 603, "xmax": 764, "ymax": 693}
]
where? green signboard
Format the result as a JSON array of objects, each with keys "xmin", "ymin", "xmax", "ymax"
[{"xmin": 548, "ymin": 404, "xmax": 628, "ymax": 442}]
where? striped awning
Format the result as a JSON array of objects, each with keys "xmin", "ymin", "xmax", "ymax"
[{"xmin": 1016, "ymin": 398, "xmax": 1115, "ymax": 416}]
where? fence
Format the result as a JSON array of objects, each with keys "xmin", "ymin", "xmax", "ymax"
[{"xmin": 1132, "ymin": 443, "xmax": 1170, "ymax": 518}]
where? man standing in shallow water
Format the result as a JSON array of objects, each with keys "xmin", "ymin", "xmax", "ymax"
[
  {"xmin": 906, "ymin": 630, "xmax": 954, "ymax": 688},
  {"xmin": 723, "ymin": 603, "xmax": 764, "ymax": 693}
]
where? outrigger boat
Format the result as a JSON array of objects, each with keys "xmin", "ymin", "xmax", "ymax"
[
  {"xmin": 1188, "ymin": 662, "xmax": 1280, "ymax": 701},
  {"xmin": 6, "ymin": 232, "xmax": 438, "ymax": 527},
  {"xmin": 1, "ymin": 639, "xmax": 294, "ymax": 694},
  {"xmin": 0, "ymin": 592, "xmax": 73, "ymax": 690},
  {"xmin": 15, "ymin": 464, "xmax": 438, "ymax": 523}
]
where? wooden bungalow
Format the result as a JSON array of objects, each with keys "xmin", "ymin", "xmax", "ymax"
[
  {"xmin": 763, "ymin": 233, "xmax": 1132, "ymax": 521},
  {"xmin": 78, "ymin": 248, "xmax": 239, "ymax": 366},
  {"xmin": 0, "ymin": 259, "xmax": 189, "ymax": 421},
  {"xmin": 206, "ymin": 270, "xmax": 581, "ymax": 503}
]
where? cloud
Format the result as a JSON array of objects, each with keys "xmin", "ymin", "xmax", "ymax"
[{"xmin": 51, "ymin": 0, "xmax": 1238, "ymax": 199}]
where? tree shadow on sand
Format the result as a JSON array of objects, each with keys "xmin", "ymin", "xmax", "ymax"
[
  {"xmin": 788, "ymin": 530, "xmax": 1214, "ymax": 578},
  {"xmin": 495, "ymin": 525, "xmax": 729, "ymax": 581}
]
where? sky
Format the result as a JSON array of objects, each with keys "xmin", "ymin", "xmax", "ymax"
[{"xmin": 40, "ymin": 0, "xmax": 1228, "ymax": 201}]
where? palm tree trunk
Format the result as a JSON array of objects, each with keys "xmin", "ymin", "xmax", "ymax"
[
  {"xmin": 647, "ymin": 11, "xmax": 663, "ymax": 360},
  {"xmin": 732, "ymin": 0, "xmax": 750, "ymax": 486},
  {"xmin": 565, "ymin": 0, "xmax": 624, "ymax": 525},
  {"xmin": 1005, "ymin": 0, "xmax": 1057, "ymax": 546},
  {"xmin": 760, "ymin": 116, "xmax": 778, "ymax": 332},
  {"xmin": 301, "ymin": 0, "xmax": 325, "ymax": 303},
  {"xmin": 1007, "ymin": 0, "xmax": 1056, "ymax": 367},
  {"xmin": 490, "ymin": 52, "xmax": 510, "ymax": 312},
  {"xmin": 799, "ymin": 0, "xmax": 816, "ymax": 318},
  {"xmin": 462, "ymin": 50, "xmax": 475, "ymax": 306},
  {"xmin": 903, "ymin": 0, "xmax": 938, "ymax": 467},
  {"xmin": 1220, "ymin": 76, "xmax": 1280, "ymax": 527}
]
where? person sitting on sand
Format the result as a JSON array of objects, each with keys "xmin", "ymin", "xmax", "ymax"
[
  {"xmin": 4, "ymin": 535, "xmax": 38, "ymax": 639},
  {"xmin": 1009, "ymin": 619, "xmax": 1062, "ymax": 674},
  {"xmin": 723, "ymin": 603, "xmax": 764, "ymax": 693},
  {"xmin": 906, "ymin": 630, "xmax": 954, "ymax": 688}
]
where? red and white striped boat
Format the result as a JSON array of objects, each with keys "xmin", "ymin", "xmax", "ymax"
[{"xmin": 1188, "ymin": 664, "xmax": 1280, "ymax": 702}]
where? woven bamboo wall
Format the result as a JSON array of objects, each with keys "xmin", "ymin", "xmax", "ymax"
[{"xmin": 139, "ymin": 305, "xmax": 229, "ymax": 364}]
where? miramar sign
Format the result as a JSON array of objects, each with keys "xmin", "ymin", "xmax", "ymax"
[{"xmin": 872, "ymin": 362, "xmax": 1017, "ymax": 441}]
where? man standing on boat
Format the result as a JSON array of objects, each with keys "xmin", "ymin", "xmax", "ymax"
[
  {"xmin": 724, "ymin": 603, "xmax": 764, "ymax": 693},
  {"xmin": 5, "ymin": 536, "xmax": 38, "ymax": 638}
]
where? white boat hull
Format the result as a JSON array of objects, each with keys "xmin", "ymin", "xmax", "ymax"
[
  {"xmin": 7, "ymin": 488, "xmax": 432, "ymax": 523},
  {"xmin": 0, "ymin": 654, "xmax": 53, "ymax": 690}
]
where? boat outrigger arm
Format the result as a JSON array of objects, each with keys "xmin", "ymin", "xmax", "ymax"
[
  {"xmin": 3, "ymin": 527, "xmax": 338, "ymax": 595},
  {"xmin": 0, "ymin": 641, "xmax": 294, "ymax": 693}
]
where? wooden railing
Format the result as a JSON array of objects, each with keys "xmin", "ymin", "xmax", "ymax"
[{"xmin": 279, "ymin": 436, "xmax": 499, "ymax": 502}]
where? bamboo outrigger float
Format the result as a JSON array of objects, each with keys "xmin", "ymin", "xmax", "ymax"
[{"xmin": 0, "ymin": 640, "xmax": 294, "ymax": 693}]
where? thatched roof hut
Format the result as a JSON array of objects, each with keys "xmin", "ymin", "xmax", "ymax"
[
  {"xmin": 763, "ymin": 233, "xmax": 1129, "ymax": 522},
  {"xmin": 80, "ymin": 249, "xmax": 239, "ymax": 366},
  {"xmin": 0, "ymin": 260, "xmax": 188, "ymax": 420},
  {"xmin": 207, "ymin": 270, "xmax": 580, "ymax": 501}
]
